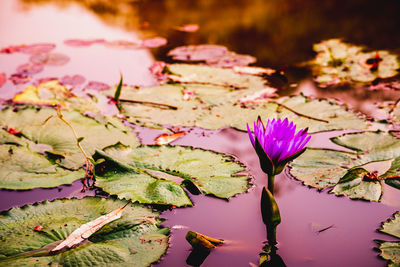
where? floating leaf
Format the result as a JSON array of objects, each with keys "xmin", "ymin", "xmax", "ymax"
[
  {"xmin": 196, "ymin": 95, "xmax": 368, "ymax": 133},
  {"xmin": 0, "ymin": 106, "xmax": 140, "ymax": 171},
  {"xmin": 51, "ymin": 201, "xmax": 129, "ymax": 252},
  {"xmin": 60, "ymin": 74, "xmax": 86, "ymax": 87},
  {"xmin": 64, "ymin": 39, "xmax": 105, "ymax": 47},
  {"xmin": 331, "ymin": 168, "xmax": 382, "ymax": 201},
  {"xmin": 85, "ymin": 81, "xmax": 110, "ymax": 91},
  {"xmin": 168, "ymin": 45, "xmax": 228, "ymax": 62},
  {"xmin": 16, "ymin": 63, "xmax": 44, "ymax": 75},
  {"xmin": 116, "ymin": 89, "xmax": 367, "ymax": 133},
  {"xmin": 19, "ymin": 43, "xmax": 56, "ymax": 54},
  {"xmin": 30, "ymin": 53, "xmax": 70, "ymax": 66},
  {"xmin": 141, "ymin": 37, "xmax": 167, "ymax": 48},
  {"xmin": 93, "ymin": 143, "xmax": 251, "ymax": 206},
  {"xmin": 233, "ymin": 66, "xmax": 276, "ymax": 76},
  {"xmin": 155, "ymin": 132, "xmax": 187, "ymax": 145},
  {"xmin": 0, "ymin": 197, "xmax": 169, "ymax": 266},
  {"xmin": 1, "ymin": 43, "xmax": 55, "ymax": 54},
  {"xmin": 207, "ymin": 51, "xmax": 256, "ymax": 68},
  {"xmin": 379, "ymin": 212, "xmax": 400, "ymax": 239},
  {"xmin": 13, "ymin": 80, "xmax": 100, "ymax": 113},
  {"xmin": 309, "ymin": 39, "xmax": 399, "ymax": 86},
  {"xmin": 0, "ymin": 143, "xmax": 84, "ymax": 190},
  {"xmin": 376, "ymin": 213, "xmax": 400, "ymax": 266},
  {"xmin": 290, "ymin": 131, "xmax": 400, "ymax": 201}
]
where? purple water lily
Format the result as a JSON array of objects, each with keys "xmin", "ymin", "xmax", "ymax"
[{"xmin": 247, "ymin": 117, "xmax": 311, "ymax": 193}]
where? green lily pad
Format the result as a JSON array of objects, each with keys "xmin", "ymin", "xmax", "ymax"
[
  {"xmin": 379, "ymin": 212, "xmax": 400, "ymax": 239},
  {"xmin": 201, "ymin": 95, "xmax": 369, "ymax": 133},
  {"xmin": 289, "ymin": 148, "xmax": 359, "ymax": 189},
  {"xmin": 331, "ymin": 131, "xmax": 400, "ymax": 163},
  {"xmin": 331, "ymin": 168, "xmax": 381, "ymax": 201},
  {"xmin": 376, "ymin": 212, "xmax": 400, "ymax": 266},
  {"xmin": 115, "ymin": 76, "xmax": 368, "ymax": 132},
  {"xmin": 93, "ymin": 143, "xmax": 251, "ymax": 206},
  {"xmin": 0, "ymin": 144, "xmax": 84, "ymax": 190},
  {"xmin": 0, "ymin": 197, "xmax": 168, "ymax": 266},
  {"xmin": 310, "ymin": 39, "xmax": 399, "ymax": 86},
  {"xmin": 290, "ymin": 131, "xmax": 400, "ymax": 201},
  {"xmin": 0, "ymin": 106, "xmax": 140, "ymax": 170}
]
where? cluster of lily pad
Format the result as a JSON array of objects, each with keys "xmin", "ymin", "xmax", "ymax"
[
  {"xmin": 308, "ymin": 39, "xmax": 399, "ymax": 86},
  {"xmin": 0, "ymin": 39, "xmax": 400, "ymax": 266}
]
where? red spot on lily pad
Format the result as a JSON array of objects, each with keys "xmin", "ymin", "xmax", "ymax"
[
  {"xmin": 30, "ymin": 53, "xmax": 70, "ymax": 66},
  {"xmin": 7, "ymin": 128, "xmax": 21, "ymax": 136},
  {"xmin": 1, "ymin": 45, "xmax": 22, "ymax": 54},
  {"xmin": 34, "ymin": 225, "xmax": 43, "ymax": 232},
  {"xmin": 142, "ymin": 37, "xmax": 167, "ymax": 48},
  {"xmin": 16, "ymin": 63, "xmax": 44, "ymax": 75},
  {"xmin": 0, "ymin": 73, "xmax": 6, "ymax": 88},
  {"xmin": 85, "ymin": 81, "xmax": 110, "ymax": 91}
]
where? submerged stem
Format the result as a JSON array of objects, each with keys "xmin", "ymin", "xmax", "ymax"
[{"xmin": 56, "ymin": 108, "xmax": 94, "ymax": 191}]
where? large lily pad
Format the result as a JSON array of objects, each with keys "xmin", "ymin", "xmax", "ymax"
[
  {"xmin": 93, "ymin": 143, "xmax": 251, "ymax": 206},
  {"xmin": 289, "ymin": 131, "xmax": 400, "ymax": 201},
  {"xmin": 309, "ymin": 39, "xmax": 399, "ymax": 86},
  {"xmin": 0, "ymin": 106, "xmax": 140, "ymax": 170},
  {"xmin": 0, "ymin": 197, "xmax": 169, "ymax": 266},
  {"xmin": 115, "ymin": 71, "xmax": 369, "ymax": 132},
  {"xmin": 376, "ymin": 212, "xmax": 400, "ymax": 266},
  {"xmin": 197, "ymin": 95, "xmax": 369, "ymax": 132},
  {"xmin": 13, "ymin": 80, "xmax": 100, "ymax": 114},
  {"xmin": 0, "ymin": 144, "xmax": 84, "ymax": 190}
]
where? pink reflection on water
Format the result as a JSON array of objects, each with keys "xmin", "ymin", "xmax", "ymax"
[{"xmin": 0, "ymin": 0, "xmax": 156, "ymax": 88}]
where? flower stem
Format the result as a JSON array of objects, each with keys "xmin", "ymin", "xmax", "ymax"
[
  {"xmin": 268, "ymin": 175, "xmax": 275, "ymax": 195},
  {"xmin": 266, "ymin": 226, "xmax": 277, "ymax": 246}
]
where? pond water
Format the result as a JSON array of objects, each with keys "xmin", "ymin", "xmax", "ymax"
[{"xmin": 0, "ymin": 0, "xmax": 400, "ymax": 266}]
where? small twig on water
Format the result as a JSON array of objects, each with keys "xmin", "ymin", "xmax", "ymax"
[
  {"xmin": 56, "ymin": 107, "xmax": 94, "ymax": 191},
  {"xmin": 119, "ymin": 98, "xmax": 178, "ymax": 110},
  {"xmin": 318, "ymin": 224, "xmax": 334, "ymax": 233},
  {"xmin": 272, "ymin": 101, "xmax": 330, "ymax": 123}
]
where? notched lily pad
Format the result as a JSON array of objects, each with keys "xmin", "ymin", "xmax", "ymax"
[
  {"xmin": 0, "ymin": 143, "xmax": 84, "ymax": 190},
  {"xmin": 376, "ymin": 212, "xmax": 400, "ymax": 266},
  {"xmin": 0, "ymin": 106, "xmax": 139, "ymax": 170},
  {"xmin": 0, "ymin": 106, "xmax": 139, "ymax": 189},
  {"xmin": 290, "ymin": 131, "xmax": 400, "ymax": 201},
  {"xmin": 309, "ymin": 39, "xmax": 399, "ymax": 86},
  {"xmin": 331, "ymin": 168, "xmax": 381, "ymax": 201},
  {"xmin": 0, "ymin": 197, "xmax": 169, "ymax": 266},
  {"xmin": 112, "ymin": 64, "xmax": 368, "ymax": 133},
  {"xmin": 93, "ymin": 143, "xmax": 251, "ymax": 206}
]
